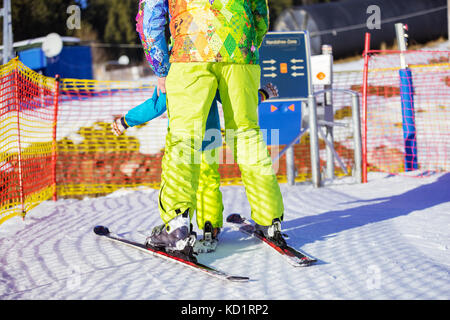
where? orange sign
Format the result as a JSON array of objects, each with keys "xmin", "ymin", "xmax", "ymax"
[
  {"xmin": 316, "ymin": 72, "xmax": 326, "ymax": 80},
  {"xmin": 280, "ymin": 63, "xmax": 288, "ymax": 74}
]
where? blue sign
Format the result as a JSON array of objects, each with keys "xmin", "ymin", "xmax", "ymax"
[
  {"xmin": 18, "ymin": 46, "xmax": 93, "ymax": 79},
  {"xmin": 45, "ymin": 46, "xmax": 93, "ymax": 79},
  {"xmin": 18, "ymin": 48, "xmax": 47, "ymax": 70},
  {"xmin": 259, "ymin": 32, "xmax": 311, "ymax": 99},
  {"xmin": 259, "ymin": 100, "xmax": 302, "ymax": 145}
]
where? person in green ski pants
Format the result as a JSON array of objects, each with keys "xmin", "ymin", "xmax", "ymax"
[{"xmin": 139, "ymin": 0, "xmax": 285, "ymax": 254}]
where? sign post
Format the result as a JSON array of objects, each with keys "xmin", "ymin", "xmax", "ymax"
[
  {"xmin": 312, "ymin": 45, "xmax": 334, "ymax": 180},
  {"xmin": 259, "ymin": 31, "xmax": 321, "ymax": 187}
]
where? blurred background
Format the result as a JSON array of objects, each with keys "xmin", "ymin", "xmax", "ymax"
[
  {"xmin": 2, "ymin": 0, "xmax": 448, "ymax": 80},
  {"xmin": 1, "ymin": 0, "xmax": 449, "ymax": 221}
]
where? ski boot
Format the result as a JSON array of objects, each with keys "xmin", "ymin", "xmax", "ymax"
[
  {"xmin": 194, "ymin": 221, "xmax": 221, "ymax": 254},
  {"xmin": 254, "ymin": 218, "xmax": 288, "ymax": 247},
  {"xmin": 145, "ymin": 210, "xmax": 197, "ymax": 260}
]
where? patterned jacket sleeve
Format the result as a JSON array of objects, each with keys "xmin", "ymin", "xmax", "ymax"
[
  {"xmin": 136, "ymin": 0, "xmax": 170, "ymax": 77},
  {"xmin": 252, "ymin": 0, "xmax": 269, "ymax": 48}
]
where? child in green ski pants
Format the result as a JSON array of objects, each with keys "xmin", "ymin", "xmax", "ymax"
[{"xmin": 112, "ymin": 83, "xmax": 278, "ymax": 250}]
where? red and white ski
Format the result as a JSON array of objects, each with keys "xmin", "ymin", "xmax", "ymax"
[
  {"xmin": 93, "ymin": 225, "xmax": 249, "ymax": 282},
  {"xmin": 226, "ymin": 214, "xmax": 317, "ymax": 267}
]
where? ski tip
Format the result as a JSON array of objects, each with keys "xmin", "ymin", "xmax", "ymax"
[
  {"xmin": 226, "ymin": 213, "xmax": 244, "ymax": 224},
  {"xmin": 297, "ymin": 257, "xmax": 318, "ymax": 267},
  {"xmin": 227, "ymin": 276, "xmax": 250, "ymax": 282},
  {"xmin": 93, "ymin": 225, "xmax": 110, "ymax": 236}
]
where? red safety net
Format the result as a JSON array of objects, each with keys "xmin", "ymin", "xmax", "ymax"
[
  {"xmin": 360, "ymin": 49, "xmax": 450, "ymax": 175},
  {"xmin": 2, "ymin": 46, "xmax": 449, "ymax": 224},
  {"xmin": 1, "ymin": 58, "xmax": 58, "ymax": 223}
]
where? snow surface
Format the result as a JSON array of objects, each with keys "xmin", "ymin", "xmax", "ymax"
[
  {"xmin": 1, "ymin": 40, "xmax": 449, "ymax": 301},
  {"xmin": 0, "ymin": 172, "xmax": 449, "ymax": 300}
]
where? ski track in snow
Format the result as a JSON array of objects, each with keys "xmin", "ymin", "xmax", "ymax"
[
  {"xmin": 0, "ymin": 172, "xmax": 449, "ymax": 300},
  {"xmin": 1, "ymin": 40, "xmax": 449, "ymax": 300}
]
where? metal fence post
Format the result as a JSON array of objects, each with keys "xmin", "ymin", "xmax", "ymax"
[
  {"xmin": 2, "ymin": 0, "xmax": 14, "ymax": 64},
  {"xmin": 351, "ymin": 92, "xmax": 363, "ymax": 183},
  {"xmin": 361, "ymin": 33, "xmax": 371, "ymax": 183},
  {"xmin": 52, "ymin": 75, "xmax": 61, "ymax": 201},
  {"xmin": 322, "ymin": 44, "xmax": 335, "ymax": 180},
  {"xmin": 308, "ymin": 94, "xmax": 321, "ymax": 188},
  {"xmin": 286, "ymin": 146, "xmax": 295, "ymax": 185}
]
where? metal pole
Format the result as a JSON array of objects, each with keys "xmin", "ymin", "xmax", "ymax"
[
  {"xmin": 2, "ymin": 0, "xmax": 8, "ymax": 64},
  {"xmin": 448, "ymin": 0, "xmax": 450, "ymax": 41},
  {"xmin": 286, "ymin": 146, "xmax": 295, "ymax": 186},
  {"xmin": 2, "ymin": 0, "xmax": 13, "ymax": 64},
  {"xmin": 13, "ymin": 62, "xmax": 26, "ymax": 218},
  {"xmin": 318, "ymin": 127, "xmax": 348, "ymax": 175},
  {"xmin": 308, "ymin": 95, "xmax": 321, "ymax": 187},
  {"xmin": 395, "ymin": 23, "xmax": 408, "ymax": 69},
  {"xmin": 52, "ymin": 75, "xmax": 61, "ymax": 201},
  {"xmin": 361, "ymin": 33, "xmax": 371, "ymax": 183},
  {"xmin": 351, "ymin": 93, "xmax": 363, "ymax": 183},
  {"xmin": 322, "ymin": 44, "xmax": 334, "ymax": 180},
  {"xmin": 305, "ymin": 31, "xmax": 321, "ymax": 188}
]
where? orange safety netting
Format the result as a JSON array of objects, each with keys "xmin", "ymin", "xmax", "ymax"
[
  {"xmin": 1, "ymin": 58, "xmax": 58, "ymax": 224},
  {"xmin": 360, "ymin": 49, "xmax": 450, "ymax": 174},
  {"xmin": 0, "ymin": 58, "xmax": 355, "ymax": 224},
  {"xmin": 2, "ymin": 49, "xmax": 448, "ymax": 225}
]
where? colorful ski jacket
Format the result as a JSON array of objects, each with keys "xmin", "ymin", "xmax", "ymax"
[{"xmin": 136, "ymin": 0, "xmax": 269, "ymax": 77}]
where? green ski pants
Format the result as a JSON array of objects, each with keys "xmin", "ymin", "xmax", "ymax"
[{"xmin": 159, "ymin": 62, "xmax": 284, "ymax": 228}]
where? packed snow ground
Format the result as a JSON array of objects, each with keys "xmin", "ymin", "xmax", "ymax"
[
  {"xmin": 1, "ymin": 40, "xmax": 449, "ymax": 300},
  {"xmin": 0, "ymin": 172, "xmax": 449, "ymax": 300}
]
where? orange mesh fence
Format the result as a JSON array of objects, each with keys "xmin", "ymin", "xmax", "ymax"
[
  {"xmin": 0, "ymin": 57, "xmax": 366, "ymax": 225},
  {"xmin": 55, "ymin": 69, "xmax": 364, "ymax": 196},
  {"xmin": 11, "ymin": 49, "xmax": 447, "ymax": 224},
  {"xmin": 55, "ymin": 78, "xmax": 256, "ymax": 198},
  {"xmin": 55, "ymin": 78, "xmax": 162, "ymax": 197},
  {"xmin": 1, "ymin": 58, "xmax": 58, "ymax": 224},
  {"xmin": 359, "ymin": 49, "xmax": 450, "ymax": 174}
]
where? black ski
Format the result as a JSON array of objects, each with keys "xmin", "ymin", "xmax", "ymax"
[
  {"xmin": 93, "ymin": 225, "xmax": 249, "ymax": 282},
  {"xmin": 226, "ymin": 214, "xmax": 317, "ymax": 267}
]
